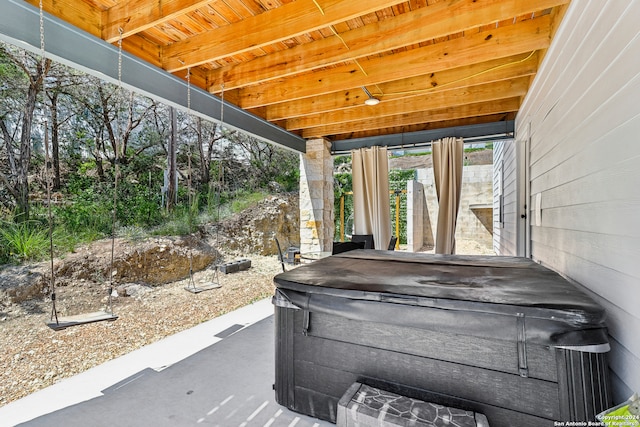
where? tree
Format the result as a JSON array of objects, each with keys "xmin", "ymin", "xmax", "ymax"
[
  {"xmin": 195, "ymin": 117, "xmax": 223, "ymax": 191},
  {"xmin": 0, "ymin": 43, "xmax": 50, "ymax": 220},
  {"xmin": 45, "ymin": 63, "xmax": 81, "ymax": 189},
  {"xmin": 232, "ymin": 131, "xmax": 299, "ymax": 191},
  {"xmin": 166, "ymin": 106, "xmax": 177, "ymax": 210}
]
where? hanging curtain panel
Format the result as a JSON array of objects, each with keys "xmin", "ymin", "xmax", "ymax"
[
  {"xmin": 432, "ymin": 137, "xmax": 464, "ymax": 254},
  {"xmin": 352, "ymin": 146, "xmax": 391, "ymax": 250}
]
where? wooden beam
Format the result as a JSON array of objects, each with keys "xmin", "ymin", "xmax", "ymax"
[
  {"xmin": 287, "ymin": 78, "xmax": 529, "ymax": 131},
  {"xmin": 121, "ymin": 34, "xmax": 163, "ymax": 68},
  {"xmin": 265, "ymin": 52, "xmax": 538, "ymax": 121},
  {"xmin": 103, "ymin": 0, "xmax": 215, "ymax": 43},
  {"xmin": 162, "ymin": 0, "xmax": 408, "ymax": 72},
  {"xmin": 24, "ymin": 0, "xmax": 101, "ymax": 38},
  {"xmin": 331, "ymin": 113, "xmax": 516, "ymax": 141},
  {"xmin": 208, "ymin": 0, "xmax": 568, "ymax": 90},
  {"xmin": 301, "ymin": 97, "xmax": 522, "ymax": 138},
  {"xmin": 230, "ymin": 15, "xmax": 551, "ymax": 109}
]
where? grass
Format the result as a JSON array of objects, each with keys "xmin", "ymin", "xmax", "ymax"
[
  {"xmin": 230, "ymin": 191, "xmax": 268, "ymax": 213},
  {"xmin": 0, "ymin": 220, "xmax": 50, "ymax": 263}
]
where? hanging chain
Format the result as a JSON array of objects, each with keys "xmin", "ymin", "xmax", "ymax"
[
  {"xmin": 117, "ymin": 28, "xmax": 123, "ymax": 91},
  {"xmin": 39, "ymin": 0, "xmax": 45, "ymax": 61},
  {"xmin": 220, "ymin": 83, "xmax": 225, "ymax": 129},
  {"xmin": 186, "ymin": 67, "xmax": 191, "ymax": 113}
]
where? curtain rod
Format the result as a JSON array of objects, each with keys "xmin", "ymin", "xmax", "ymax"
[{"xmin": 331, "ymin": 133, "xmax": 513, "ymax": 156}]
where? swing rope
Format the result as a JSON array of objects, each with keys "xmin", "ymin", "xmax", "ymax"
[
  {"xmin": 216, "ymin": 84, "xmax": 225, "ymax": 258},
  {"xmin": 39, "ymin": 0, "xmax": 58, "ymax": 325},
  {"xmin": 185, "ymin": 67, "xmax": 197, "ymax": 290},
  {"xmin": 184, "ymin": 71, "xmax": 222, "ymax": 293},
  {"xmin": 44, "ymin": 125, "xmax": 58, "ymax": 324},
  {"xmin": 210, "ymin": 84, "xmax": 226, "ymax": 279},
  {"xmin": 105, "ymin": 28, "xmax": 125, "ymax": 315}
]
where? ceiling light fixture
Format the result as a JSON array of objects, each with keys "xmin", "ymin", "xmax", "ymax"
[{"xmin": 361, "ymin": 86, "xmax": 380, "ymax": 106}]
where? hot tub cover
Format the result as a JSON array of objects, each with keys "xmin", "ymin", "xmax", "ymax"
[{"xmin": 273, "ymin": 251, "xmax": 609, "ymax": 350}]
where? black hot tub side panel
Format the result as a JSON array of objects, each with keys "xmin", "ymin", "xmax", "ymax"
[
  {"xmin": 275, "ymin": 306, "xmax": 611, "ymax": 426},
  {"xmin": 273, "ymin": 254, "xmax": 611, "ymax": 426}
]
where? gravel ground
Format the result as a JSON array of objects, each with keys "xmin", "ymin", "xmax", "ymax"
[
  {"xmin": 0, "ymin": 239, "xmax": 493, "ymax": 409},
  {"xmin": 0, "ymin": 253, "xmax": 282, "ymax": 408}
]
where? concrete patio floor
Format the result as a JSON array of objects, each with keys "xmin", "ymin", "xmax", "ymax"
[{"xmin": 0, "ymin": 298, "xmax": 331, "ymax": 427}]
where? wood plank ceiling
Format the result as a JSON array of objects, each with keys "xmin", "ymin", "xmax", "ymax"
[{"xmin": 26, "ymin": 0, "xmax": 570, "ymax": 142}]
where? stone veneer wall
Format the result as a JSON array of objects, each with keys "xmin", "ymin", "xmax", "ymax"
[
  {"xmin": 299, "ymin": 138, "xmax": 334, "ymax": 253},
  {"xmin": 417, "ymin": 164, "xmax": 494, "ymax": 249}
]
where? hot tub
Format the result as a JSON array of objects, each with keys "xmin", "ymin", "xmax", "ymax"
[{"xmin": 273, "ymin": 251, "xmax": 611, "ymax": 426}]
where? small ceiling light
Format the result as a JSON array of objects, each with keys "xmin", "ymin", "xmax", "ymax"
[{"xmin": 361, "ymin": 86, "xmax": 380, "ymax": 106}]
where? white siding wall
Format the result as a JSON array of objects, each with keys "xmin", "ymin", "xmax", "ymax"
[{"xmin": 511, "ymin": 0, "xmax": 640, "ymax": 403}]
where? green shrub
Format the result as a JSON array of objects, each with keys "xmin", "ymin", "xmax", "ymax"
[
  {"xmin": 0, "ymin": 220, "xmax": 50, "ymax": 263},
  {"xmin": 55, "ymin": 194, "xmax": 113, "ymax": 237}
]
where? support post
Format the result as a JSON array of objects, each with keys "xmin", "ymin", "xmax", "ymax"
[{"xmin": 299, "ymin": 139, "xmax": 334, "ymax": 254}]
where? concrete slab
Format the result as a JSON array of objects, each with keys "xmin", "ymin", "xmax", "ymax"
[{"xmin": 0, "ymin": 298, "xmax": 331, "ymax": 427}]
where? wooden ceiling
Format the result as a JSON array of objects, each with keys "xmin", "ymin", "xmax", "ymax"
[{"xmin": 26, "ymin": 0, "xmax": 570, "ymax": 143}]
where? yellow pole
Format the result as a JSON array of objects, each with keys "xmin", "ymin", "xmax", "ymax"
[{"xmin": 340, "ymin": 195, "xmax": 345, "ymax": 242}]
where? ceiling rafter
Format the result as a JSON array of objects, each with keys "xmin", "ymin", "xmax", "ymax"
[
  {"xmin": 162, "ymin": 0, "xmax": 408, "ymax": 72},
  {"xmin": 206, "ymin": 0, "xmax": 567, "ymax": 90},
  {"xmin": 264, "ymin": 52, "xmax": 539, "ymax": 121},
  {"xmin": 229, "ymin": 15, "xmax": 551, "ymax": 109},
  {"xmin": 103, "ymin": 0, "xmax": 215, "ymax": 43},
  {"xmin": 286, "ymin": 77, "xmax": 530, "ymax": 132},
  {"xmin": 24, "ymin": 0, "xmax": 102, "ymax": 38}
]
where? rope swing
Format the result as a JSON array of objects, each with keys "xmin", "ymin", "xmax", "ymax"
[
  {"xmin": 184, "ymin": 72, "xmax": 222, "ymax": 293},
  {"xmin": 45, "ymin": 12, "xmax": 119, "ymax": 329}
]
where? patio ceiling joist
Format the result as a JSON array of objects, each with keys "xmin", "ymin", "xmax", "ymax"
[
  {"xmin": 14, "ymin": 0, "xmax": 570, "ymax": 148},
  {"xmin": 264, "ymin": 52, "xmax": 539, "ymax": 122},
  {"xmin": 291, "ymin": 78, "xmax": 529, "ymax": 136},
  {"xmin": 227, "ymin": 15, "xmax": 551, "ymax": 109},
  {"xmin": 205, "ymin": 0, "xmax": 563, "ymax": 92},
  {"xmin": 0, "ymin": 0, "xmax": 307, "ymax": 153},
  {"xmin": 161, "ymin": 0, "xmax": 409, "ymax": 73}
]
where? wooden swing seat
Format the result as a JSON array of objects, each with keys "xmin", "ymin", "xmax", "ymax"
[
  {"xmin": 46, "ymin": 311, "xmax": 118, "ymax": 331},
  {"xmin": 184, "ymin": 282, "xmax": 222, "ymax": 294}
]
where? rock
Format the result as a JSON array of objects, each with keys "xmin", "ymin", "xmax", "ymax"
[
  {"xmin": 0, "ymin": 235, "xmax": 220, "ymax": 304},
  {"xmin": 218, "ymin": 193, "xmax": 299, "ymax": 255},
  {"xmin": 116, "ymin": 283, "xmax": 152, "ymax": 298}
]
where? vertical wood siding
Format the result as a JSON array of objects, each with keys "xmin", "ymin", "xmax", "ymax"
[{"xmin": 510, "ymin": 0, "xmax": 640, "ymax": 403}]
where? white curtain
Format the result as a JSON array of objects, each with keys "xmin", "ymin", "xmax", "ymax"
[
  {"xmin": 352, "ymin": 146, "xmax": 391, "ymax": 250},
  {"xmin": 432, "ymin": 137, "xmax": 464, "ymax": 254}
]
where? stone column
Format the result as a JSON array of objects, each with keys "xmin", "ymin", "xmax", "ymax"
[{"xmin": 299, "ymin": 138, "xmax": 334, "ymax": 254}]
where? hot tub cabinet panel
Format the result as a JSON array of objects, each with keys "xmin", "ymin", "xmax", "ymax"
[{"xmin": 273, "ymin": 252, "xmax": 611, "ymax": 427}]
